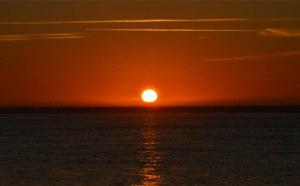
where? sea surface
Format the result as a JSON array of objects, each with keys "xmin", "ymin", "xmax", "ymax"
[{"xmin": 0, "ymin": 113, "xmax": 299, "ymax": 185}]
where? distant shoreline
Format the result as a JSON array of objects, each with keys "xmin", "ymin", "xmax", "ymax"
[{"xmin": 1, "ymin": 106, "xmax": 300, "ymax": 114}]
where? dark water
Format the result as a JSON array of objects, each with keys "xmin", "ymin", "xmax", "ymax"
[{"xmin": 0, "ymin": 113, "xmax": 299, "ymax": 185}]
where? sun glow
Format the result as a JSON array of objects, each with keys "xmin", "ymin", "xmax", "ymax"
[{"xmin": 142, "ymin": 89, "xmax": 157, "ymax": 103}]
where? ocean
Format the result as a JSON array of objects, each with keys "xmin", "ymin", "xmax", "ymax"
[{"xmin": 0, "ymin": 113, "xmax": 299, "ymax": 185}]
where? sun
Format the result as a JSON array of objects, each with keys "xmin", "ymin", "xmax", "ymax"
[{"xmin": 141, "ymin": 89, "xmax": 157, "ymax": 103}]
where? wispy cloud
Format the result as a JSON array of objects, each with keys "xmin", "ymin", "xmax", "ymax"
[
  {"xmin": 0, "ymin": 18, "xmax": 299, "ymax": 25},
  {"xmin": 203, "ymin": 51, "xmax": 300, "ymax": 62},
  {"xmin": 198, "ymin": 36, "xmax": 213, "ymax": 39},
  {"xmin": 259, "ymin": 28, "xmax": 300, "ymax": 37},
  {"xmin": 33, "ymin": 33, "xmax": 85, "ymax": 39},
  {"xmin": 0, "ymin": 35, "xmax": 28, "ymax": 41},
  {"xmin": 87, "ymin": 28, "xmax": 257, "ymax": 32},
  {"xmin": 0, "ymin": 33, "xmax": 85, "ymax": 41}
]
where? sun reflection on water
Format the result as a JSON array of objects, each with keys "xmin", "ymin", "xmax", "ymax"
[{"xmin": 134, "ymin": 115, "xmax": 163, "ymax": 186}]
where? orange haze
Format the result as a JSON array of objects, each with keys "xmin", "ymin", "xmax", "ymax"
[{"xmin": 0, "ymin": 1, "xmax": 300, "ymax": 106}]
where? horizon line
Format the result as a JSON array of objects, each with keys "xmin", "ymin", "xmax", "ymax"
[
  {"xmin": 1, "ymin": 105, "xmax": 300, "ymax": 108},
  {"xmin": 1, "ymin": 18, "xmax": 300, "ymax": 25},
  {"xmin": 1, "ymin": 106, "xmax": 300, "ymax": 113}
]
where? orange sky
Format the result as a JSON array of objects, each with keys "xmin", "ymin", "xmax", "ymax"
[{"xmin": 0, "ymin": 1, "xmax": 300, "ymax": 106}]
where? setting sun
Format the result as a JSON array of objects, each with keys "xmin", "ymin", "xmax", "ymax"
[{"xmin": 142, "ymin": 90, "xmax": 157, "ymax": 103}]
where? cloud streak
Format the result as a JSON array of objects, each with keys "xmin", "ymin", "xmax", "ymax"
[
  {"xmin": 33, "ymin": 33, "xmax": 85, "ymax": 39},
  {"xmin": 0, "ymin": 33, "xmax": 85, "ymax": 41},
  {"xmin": 1, "ymin": 18, "xmax": 299, "ymax": 25},
  {"xmin": 203, "ymin": 51, "xmax": 300, "ymax": 62},
  {"xmin": 259, "ymin": 28, "xmax": 300, "ymax": 37},
  {"xmin": 87, "ymin": 28, "xmax": 257, "ymax": 32},
  {"xmin": 0, "ymin": 35, "xmax": 28, "ymax": 41}
]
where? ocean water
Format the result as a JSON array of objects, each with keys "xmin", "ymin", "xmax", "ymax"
[{"xmin": 0, "ymin": 113, "xmax": 299, "ymax": 185}]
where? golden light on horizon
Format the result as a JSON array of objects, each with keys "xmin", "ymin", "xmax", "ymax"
[{"xmin": 142, "ymin": 89, "xmax": 157, "ymax": 103}]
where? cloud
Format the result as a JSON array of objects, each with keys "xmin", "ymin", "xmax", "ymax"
[
  {"xmin": 1, "ymin": 18, "xmax": 299, "ymax": 25},
  {"xmin": 0, "ymin": 33, "xmax": 85, "ymax": 41},
  {"xmin": 33, "ymin": 33, "xmax": 85, "ymax": 39},
  {"xmin": 198, "ymin": 36, "xmax": 213, "ymax": 39},
  {"xmin": 203, "ymin": 51, "xmax": 300, "ymax": 62},
  {"xmin": 0, "ymin": 35, "xmax": 28, "ymax": 41},
  {"xmin": 87, "ymin": 28, "xmax": 257, "ymax": 32},
  {"xmin": 259, "ymin": 28, "xmax": 300, "ymax": 37}
]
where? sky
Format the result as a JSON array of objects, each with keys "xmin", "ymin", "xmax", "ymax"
[{"xmin": 0, "ymin": 0, "xmax": 300, "ymax": 106}]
